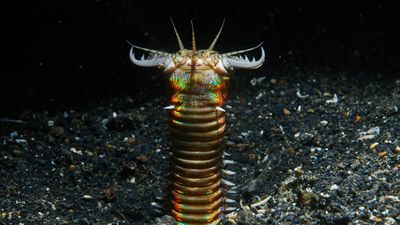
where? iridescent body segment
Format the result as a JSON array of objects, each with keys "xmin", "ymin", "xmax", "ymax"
[
  {"xmin": 129, "ymin": 20, "xmax": 265, "ymax": 225},
  {"xmin": 168, "ymin": 52, "xmax": 227, "ymax": 224}
]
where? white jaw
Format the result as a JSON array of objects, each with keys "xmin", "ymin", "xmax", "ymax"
[
  {"xmin": 129, "ymin": 47, "xmax": 172, "ymax": 67},
  {"xmin": 223, "ymin": 47, "xmax": 265, "ymax": 69}
]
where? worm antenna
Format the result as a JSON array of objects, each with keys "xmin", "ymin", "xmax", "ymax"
[
  {"xmin": 208, "ymin": 18, "xmax": 225, "ymax": 50},
  {"xmin": 126, "ymin": 40, "xmax": 170, "ymax": 55},
  {"xmin": 222, "ymin": 42, "xmax": 264, "ymax": 57},
  {"xmin": 191, "ymin": 20, "xmax": 196, "ymax": 53},
  {"xmin": 170, "ymin": 18, "xmax": 185, "ymax": 50}
]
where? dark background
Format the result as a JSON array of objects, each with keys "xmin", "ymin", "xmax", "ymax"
[{"xmin": 3, "ymin": 0, "xmax": 400, "ymax": 113}]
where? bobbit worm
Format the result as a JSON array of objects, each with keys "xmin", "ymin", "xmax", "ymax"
[{"xmin": 129, "ymin": 20, "xmax": 265, "ymax": 225}]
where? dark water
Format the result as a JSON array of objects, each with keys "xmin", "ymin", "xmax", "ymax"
[{"xmin": 3, "ymin": 1, "xmax": 400, "ymax": 112}]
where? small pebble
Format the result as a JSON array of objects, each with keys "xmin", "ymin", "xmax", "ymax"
[
  {"xmin": 330, "ymin": 184, "xmax": 340, "ymax": 191},
  {"xmin": 307, "ymin": 108, "xmax": 315, "ymax": 113},
  {"xmin": 248, "ymin": 153, "xmax": 257, "ymax": 161},
  {"xmin": 124, "ymin": 135, "xmax": 136, "ymax": 145},
  {"xmin": 283, "ymin": 108, "xmax": 291, "ymax": 116},
  {"xmin": 250, "ymin": 76, "xmax": 266, "ymax": 86},
  {"xmin": 294, "ymin": 166, "xmax": 303, "ymax": 177},
  {"xmin": 82, "ymin": 195, "xmax": 93, "ymax": 199},
  {"xmin": 10, "ymin": 131, "xmax": 18, "ymax": 139},
  {"xmin": 378, "ymin": 151, "xmax": 387, "ymax": 157},
  {"xmin": 136, "ymin": 154, "xmax": 149, "ymax": 163},
  {"xmin": 355, "ymin": 114, "xmax": 362, "ymax": 123},
  {"xmin": 326, "ymin": 94, "xmax": 339, "ymax": 104},
  {"xmin": 298, "ymin": 191, "xmax": 319, "ymax": 207},
  {"xmin": 369, "ymin": 214, "xmax": 382, "ymax": 222},
  {"xmin": 50, "ymin": 126, "xmax": 65, "ymax": 137},
  {"xmin": 15, "ymin": 139, "xmax": 28, "ymax": 145},
  {"xmin": 296, "ymin": 90, "xmax": 309, "ymax": 99},
  {"xmin": 237, "ymin": 210, "xmax": 257, "ymax": 224},
  {"xmin": 395, "ymin": 146, "xmax": 400, "ymax": 154},
  {"xmin": 48, "ymin": 120, "xmax": 54, "ymax": 126},
  {"xmin": 152, "ymin": 215, "xmax": 176, "ymax": 225},
  {"xmin": 320, "ymin": 120, "xmax": 328, "ymax": 126},
  {"xmin": 68, "ymin": 165, "xmax": 76, "ymax": 172},
  {"xmin": 369, "ymin": 142, "xmax": 379, "ymax": 150},
  {"xmin": 70, "ymin": 147, "xmax": 83, "ymax": 155}
]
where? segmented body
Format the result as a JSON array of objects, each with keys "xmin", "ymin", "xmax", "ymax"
[
  {"xmin": 168, "ymin": 66, "xmax": 228, "ymax": 224},
  {"xmin": 129, "ymin": 20, "xmax": 265, "ymax": 224}
]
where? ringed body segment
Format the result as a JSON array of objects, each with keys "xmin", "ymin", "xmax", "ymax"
[{"xmin": 129, "ymin": 20, "xmax": 265, "ymax": 224}]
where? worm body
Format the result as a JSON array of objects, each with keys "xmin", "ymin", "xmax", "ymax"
[
  {"xmin": 168, "ymin": 63, "xmax": 227, "ymax": 224},
  {"xmin": 129, "ymin": 20, "xmax": 265, "ymax": 224}
]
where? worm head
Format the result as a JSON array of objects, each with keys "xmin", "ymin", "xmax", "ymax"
[{"xmin": 129, "ymin": 20, "xmax": 265, "ymax": 75}]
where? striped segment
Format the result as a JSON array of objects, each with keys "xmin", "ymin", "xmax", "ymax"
[{"xmin": 169, "ymin": 98, "xmax": 225, "ymax": 224}]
